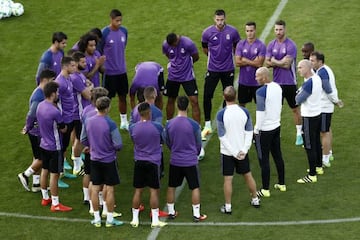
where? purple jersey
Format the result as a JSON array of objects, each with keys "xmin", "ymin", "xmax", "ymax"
[
  {"xmin": 129, "ymin": 62, "xmax": 164, "ymax": 95},
  {"xmin": 25, "ymin": 87, "xmax": 45, "ymax": 136},
  {"xmin": 35, "ymin": 49, "xmax": 64, "ymax": 85},
  {"xmin": 70, "ymin": 72, "xmax": 91, "ymax": 120},
  {"xmin": 36, "ymin": 101, "xmax": 63, "ymax": 151},
  {"xmin": 163, "ymin": 116, "xmax": 202, "ymax": 167},
  {"xmin": 266, "ymin": 38, "xmax": 297, "ymax": 85},
  {"xmin": 81, "ymin": 114, "xmax": 122, "ymax": 163},
  {"xmin": 129, "ymin": 121, "xmax": 163, "ymax": 165},
  {"xmin": 130, "ymin": 104, "xmax": 163, "ymax": 125},
  {"xmin": 55, "ymin": 74, "xmax": 74, "ymax": 124},
  {"xmin": 83, "ymin": 50, "xmax": 102, "ymax": 87},
  {"xmin": 101, "ymin": 26, "xmax": 128, "ymax": 75},
  {"xmin": 162, "ymin": 36, "xmax": 198, "ymax": 82},
  {"xmin": 81, "ymin": 104, "xmax": 96, "ymax": 123},
  {"xmin": 201, "ymin": 25, "xmax": 240, "ymax": 72},
  {"xmin": 236, "ymin": 39, "xmax": 266, "ymax": 86}
]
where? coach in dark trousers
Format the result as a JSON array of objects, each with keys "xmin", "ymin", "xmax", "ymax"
[{"xmin": 254, "ymin": 67, "xmax": 286, "ymax": 198}]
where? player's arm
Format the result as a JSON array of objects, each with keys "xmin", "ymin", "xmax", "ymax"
[
  {"xmin": 270, "ymin": 55, "xmax": 293, "ymax": 69},
  {"xmin": 85, "ymin": 55, "xmax": 106, "ymax": 79},
  {"xmin": 192, "ymin": 53, "xmax": 200, "ymax": 63},
  {"xmin": 201, "ymin": 41, "xmax": 209, "ymax": 56},
  {"xmin": 237, "ymin": 56, "xmax": 265, "ymax": 68}
]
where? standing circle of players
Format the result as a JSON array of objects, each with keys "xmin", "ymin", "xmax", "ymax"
[{"xmin": 19, "ymin": 7, "xmax": 343, "ymax": 227}]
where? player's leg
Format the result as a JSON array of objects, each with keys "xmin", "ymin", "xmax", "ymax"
[
  {"xmin": 256, "ymin": 130, "xmax": 271, "ymax": 197},
  {"xmin": 270, "ymin": 127, "xmax": 286, "ymax": 191},
  {"xmin": 221, "ymin": 154, "xmax": 234, "ymax": 214},
  {"xmin": 163, "ymin": 80, "xmax": 180, "ymax": 121},
  {"xmin": 117, "ymin": 73, "xmax": 129, "ymax": 130},
  {"xmin": 202, "ymin": 71, "xmax": 220, "ymax": 135},
  {"xmin": 183, "ymin": 80, "xmax": 201, "ymax": 124}
]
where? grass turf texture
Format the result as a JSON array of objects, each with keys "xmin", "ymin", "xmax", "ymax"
[{"xmin": 1, "ymin": 0, "xmax": 360, "ymax": 239}]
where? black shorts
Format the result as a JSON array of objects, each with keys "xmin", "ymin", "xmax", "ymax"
[
  {"xmin": 133, "ymin": 160, "xmax": 160, "ymax": 189},
  {"xmin": 320, "ymin": 112, "xmax": 332, "ymax": 132},
  {"xmin": 40, "ymin": 148, "xmax": 63, "ymax": 174},
  {"xmin": 238, "ymin": 84, "xmax": 260, "ymax": 104},
  {"xmin": 90, "ymin": 160, "xmax": 120, "ymax": 186},
  {"xmin": 280, "ymin": 85, "xmax": 297, "ymax": 109},
  {"xmin": 103, "ymin": 73, "xmax": 129, "ymax": 98},
  {"xmin": 221, "ymin": 154, "xmax": 250, "ymax": 176},
  {"xmin": 84, "ymin": 152, "xmax": 91, "ymax": 175},
  {"xmin": 168, "ymin": 164, "xmax": 200, "ymax": 190},
  {"xmin": 62, "ymin": 121, "xmax": 74, "ymax": 153},
  {"xmin": 73, "ymin": 120, "xmax": 82, "ymax": 140},
  {"xmin": 28, "ymin": 133, "xmax": 41, "ymax": 159},
  {"xmin": 204, "ymin": 71, "xmax": 234, "ymax": 99},
  {"xmin": 163, "ymin": 79, "xmax": 198, "ymax": 97}
]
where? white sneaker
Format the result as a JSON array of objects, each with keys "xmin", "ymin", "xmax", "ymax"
[
  {"xmin": 120, "ymin": 122, "xmax": 129, "ymax": 131},
  {"xmin": 198, "ymin": 147, "xmax": 205, "ymax": 161}
]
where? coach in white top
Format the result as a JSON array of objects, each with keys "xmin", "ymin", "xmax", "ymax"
[
  {"xmin": 310, "ymin": 51, "xmax": 343, "ymax": 167},
  {"xmin": 216, "ymin": 86, "xmax": 260, "ymax": 214},
  {"xmin": 295, "ymin": 60, "xmax": 323, "ymax": 184},
  {"xmin": 254, "ymin": 67, "xmax": 286, "ymax": 197}
]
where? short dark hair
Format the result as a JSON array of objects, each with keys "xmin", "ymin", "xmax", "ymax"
[
  {"xmin": 90, "ymin": 28, "xmax": 102, "ymax": 39},
  {"xmin": 310, "ymin": 51, "xmax": 325, "ymax": 63},
  {"xmin": 52, "ymin": 32, "xmax": 67, "ymax": 43},
  {"xmin": 177, "ymin": 96, "xmax": 189, "ymax": 111},
  {"xmin": 96, "ymin": 96, "xmax": 111, "ymax": 112},
  {"xmin": 110, "ymin": 9, "xmax": 122, "ymax": 19},
  {"xmin": 39, "ymin": 69, "xmax": 56, "ymax": 81},
  {"xmin": 43, "ymin": 81, "xmax": 59, "ymax": 98},
  {"xmin": 303, "ymin": 42, "xmax": 315, "ymax": 51},
  {"xmin": 215, "ymin": 9, "xmax": 225, "ymax": 16},
  {"xmin": 61, "ymin": 56, "xmax": 74, "ymax": 67},
  {"xmin": 246, "ymin": 21, "xmax": 256, "ymax": 28},
  {"xmin": 166, "ymin": 33, "xmax": 177, "ymax": 46},
  {"xmin": 275, "ymin": 20, "xmax": 286, "ymax": 26},
  {"xmin": 138, "ymin": 102, "xmax": 151, "ymax": 117},
  {"xmin": 72, "ymin": 51, "xmax": 86, "ymax": 62}
]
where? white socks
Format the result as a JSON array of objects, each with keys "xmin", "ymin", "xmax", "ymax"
[{"xmin": 296, "ymin": 125, "xmax": 302, "ymax": 136}]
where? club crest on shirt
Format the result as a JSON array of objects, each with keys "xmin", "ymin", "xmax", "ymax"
[
  {"xmin": 121, "ymin": 36, "xmax": 126, "ymax": 42},
  {"xmin": 282, "ymin": 48, "xmax": 286, "ymax": 54},
  {"xmin": 254, "ymin": 48, "xmax": 258, "ymax": 54},
  {"xmin": 181, "ymin": 48, "xmax": 185, "ymax": 54},
  {"xmin": 54, "ymin": 62, "xmax": 57, "ymax": 66},
  {"xmin": 226, "ymin": 34, "xmax": 230, "ymax": 40}
]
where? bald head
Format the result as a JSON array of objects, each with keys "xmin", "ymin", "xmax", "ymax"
[
  {"xmin": 297, "ymin": 59, "xmax": 313, "ymax": 78},
  {"xmin": 223, "ymin": 86, "xmax": 236, "ymax": 103},
  {"xmin": 255, "ymin": 67, "xmax": 271, "ymax": 85}
]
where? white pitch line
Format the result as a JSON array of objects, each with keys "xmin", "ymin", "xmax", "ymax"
[
  {"xmin": 147, "ymin": 1, "xmax": 289, "ymax": 239},
  {"xmin": 0, "ymin": 212, "xmax": 359, "ymax": 227}
]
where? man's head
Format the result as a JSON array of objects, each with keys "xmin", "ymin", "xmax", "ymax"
[
  {"xmin": 255, "ymin": 67, "xmax": 271, "ymax": 85},
  {"xmin": 214, "ymin": 9, "xmax": 226, "ymax": 30},
  {"xmin": 144, "ymin": 86, "xmax": 157, "ymax": 102},
  {"xmin": 110, "ymin": 9, "xmax": 122, "ymax": 29},
  {"xmin": 309, "ymin": 51, "xmax": 325, "ymax": 70},
  {"xmin": 43, "ymin": 81, "xmax": 59, "ymax": 103},
  {"xmin": 39, "ymin": 69, "xmax": 56, "ymax": 84},
  {"xmin": 166, "ymin": 33, "xmax": 178, "ymax": 46},
  {"xmin": 138, "ymin": 102, "xmax": 151, "ymax": 119},
  {"xmin": 177, "ymin": 96, "xmax": 189, "ymax": 111},
  {"xmin": 245, "ymin": 21, "xmax": 257, "ymax": 41},
  {"xmin": 301, "ymin": 42, "xmax": 315, "ymax": 59},
  {"xmin": 274, "ymin": 20, "xmax": 286, "ymax": 40},
  {"xmin": 61, "ymin": 56, "xmax": 76, "ymax": 74},
  {"xmin": 96, "ymin": 96, "xmax": 111, "ymax": 113},
  {"xmin": 78, "ymin": 33, "xmax": 98, "ymax": 54},
  {"xmin": 52, "ymin": 32, "xmax": 67, "ymax": 50},
  {"xmin": 91, "ymin": 87, "xmax": 109, "ymax": 104},
  {"xmin": 72, "ymin": 51, "xmax": 87, "ymax": 71},
  {"xmin": 297, "ymin": 59, "xmax": 313, "ymax": 78},
  {"xmin": 223, "ymin": 86, "xmax": 236, "ymax": 102}
]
